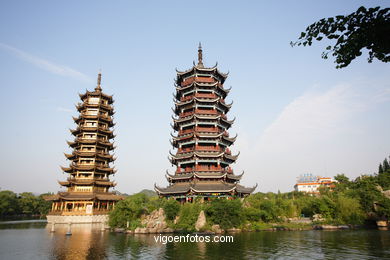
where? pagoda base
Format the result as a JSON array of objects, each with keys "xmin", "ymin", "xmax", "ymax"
[{"xmin": 46, "ymin": 214, "xmax": 108, "ymax": 224}]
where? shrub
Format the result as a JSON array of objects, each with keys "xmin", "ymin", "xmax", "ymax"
[
  {"xmin": 206, "ymin": 199, "xmax": 242, "ymax": 229},
  {"xmin": 163, "ymin": 199, "xmax": 180, "ymax": 221}
]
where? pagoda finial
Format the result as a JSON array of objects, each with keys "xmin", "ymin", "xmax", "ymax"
[
  {"xmin": 197, "ymin": 42, "xmax": 204, "ymax": 68},
  {"xmin": 95, "ymin": 70, "xmax": 102, "ymax": 92}
]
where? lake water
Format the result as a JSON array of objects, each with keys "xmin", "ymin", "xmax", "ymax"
[{"xmin": 0, "ymin": 220, "xmax": 390, "ymax": 259}]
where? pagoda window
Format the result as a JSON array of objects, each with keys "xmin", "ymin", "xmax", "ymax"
[
  {"xmin": 88, "ymin": 97, "xmax": 100, "ymax": 104},
  {"xmin": 84, "ymin": 121, "xmax": 97, "ymax": 127},
  {"xmin": 86, "ymin": 108, "xmax": 98, "ymax": 115},
  {"xmin": 75, "ymin": 186, "xmax": 92, "ymax": 192},
  {"xmin": 83, "ymin": 133, "xmax": 96, "ymax": 139}
]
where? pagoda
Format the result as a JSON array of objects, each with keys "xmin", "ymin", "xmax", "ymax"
[
  {"xmin": 46, "ymin": 72, "xmax": 123, "ymax": 223},
  {"xmin": 155, "ymin": 44, "xmax": 256, "ymax": 201}
]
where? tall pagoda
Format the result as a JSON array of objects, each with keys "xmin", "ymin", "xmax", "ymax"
[
  {"xmin": 46, "ymin": 72, "xmax": 123, "ymax": 223},
  {"xmin": 155, "ymin": 44, "xmax": 256, "ymax": 201}
]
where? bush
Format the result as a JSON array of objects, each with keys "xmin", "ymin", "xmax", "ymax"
[
  {"xmin": 206, "ymin": 199, "xmax": 242, "ymax": 229},
  {"xmin": 109, "ymin": 193, "xmax": 148, "ymax": 228},
  {"xmin": 163, "ymin": 199, "xmax": 180, "ymax": 221},
  {"xmin": 174, "ymin": 203, "xmax": 201, "ymax": 231}
]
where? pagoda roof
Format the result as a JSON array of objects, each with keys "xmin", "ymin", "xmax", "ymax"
[
  {"xmin": 45, "ymin": 192, "xmax": 123, "ymax": 201},
  {"xmin": 79, "ymin": 90, "xmax": 114, "ymax": 104},
  {"xmin": 73, "ymin": 115, "xmax": 115, "ymax": 125},
  {"xmin": 155, "ymin": 181, "xmax": 256, "ymax": 195},
  {"xmin": 154, "ymin": 183, "xmax": 191, "ymax": 194},
  {"xmin": 222, "ymin": 134, "xmax": 237, "ymax": 143},
  {"xmin": 64, "ymin": 151, "xmax": 115, "ymax": 161},
  {"xmin": 61, "ymin": 165, "xmax": 116, "ymax": 173},
  {"xmin": 70, "ymin": 127, "xmax": 114, "ymax": 137},
  {"xmin": 165, "ymin": 170, "xmax": 244, "ymax": 181},
  {"xmin": 76, "ymin": 102, "xmax": 114, "ymax": 113},
  {"xmin": 175, "ymin": 65, "xmax": 228, "ymax": 81},
  {"xmin": 67, "ymin": 139, "xmax": 114, "ymax": 148},
  {"xmin": 175, "ymin": 82, "xmax": 231, "ymax": 98},
  {"xmin": 58, "ymin": 178, "xmax": 116, "ymax": 187},
  {"xmin": 236, "ymin": 183, "xmax": 258, "ymax": 194}
]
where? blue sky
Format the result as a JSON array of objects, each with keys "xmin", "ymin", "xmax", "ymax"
[{"xmin": 0, "ymin": 1, "xmax": 389, "ymax": 194}]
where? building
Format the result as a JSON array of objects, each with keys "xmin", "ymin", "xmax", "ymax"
[
  {"xmin": 155, "ymin": 44, "xmax": 256, "ymax": 201},
  {"xmin": 45, "ymin": 72, "xmax": 123, "ymax": 223},
  {"xmin": 294, "ymin": 173, "xmax": 337, "ymax": 194}
]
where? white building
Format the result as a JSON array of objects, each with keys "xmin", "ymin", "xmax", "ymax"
[{"xmin": 294, "ymin": 174, "xmax": 337, "ymax": 194}]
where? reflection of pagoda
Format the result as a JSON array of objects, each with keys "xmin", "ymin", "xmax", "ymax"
[
  {"xmin": 46, "ymin": 72, "xmax": 123, "ymax": 223},
  {"xmin": 155, "ymin": 44, "xmax": 256, "ymax": 200}
]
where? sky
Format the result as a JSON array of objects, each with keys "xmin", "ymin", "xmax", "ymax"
[{"xmin": 0, "ymin": 1, "xmax": 389, "ymax": 194}]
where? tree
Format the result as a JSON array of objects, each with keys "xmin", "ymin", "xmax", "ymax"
[
  {"xmin": 379, "ymin": 163, "xmax": 384, "ymax": 174},
  {"xmin": 334, "ymin": 174, "xmax": 350, "ymax": 184},
  {"xmin": 291, "ymin": 6, "xmax": 390, "ymax": 68},
  {"xmin": 383, "ymin": 158, "xmax": 390, "ymax": 172},
  {"xmin": 0, "ymin": 190, "xmax": 19, "ymax": 216},
  {"xmin": 163, "ymin": 199, "xmax": 180, "ymax": 221}
]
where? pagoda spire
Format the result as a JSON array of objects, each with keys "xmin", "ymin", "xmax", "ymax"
[
  {"xmin": 95, "ymin": 70, "xmax": 102, "ymax": 92},
  {"xmin": 197, "ymin": 42, "xmax": 204, "ymax": 68}
]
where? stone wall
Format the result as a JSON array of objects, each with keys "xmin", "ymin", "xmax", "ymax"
[{"xmin": 47, "ymin": 214, "xmax": 108, "ymax": 224}]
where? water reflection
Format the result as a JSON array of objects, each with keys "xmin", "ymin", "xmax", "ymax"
[{"xmin": 0, "ymin": 221, "xmax": 390, "ymax": 259}]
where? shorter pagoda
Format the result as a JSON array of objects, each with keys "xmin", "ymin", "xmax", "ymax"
[
  {"xmin": 45, "ymin": 72, "xmax": 123, "ymax": 223},
  {"xmin": 155, "ymin": 44, "xmax": 257, "ymax": 201}
]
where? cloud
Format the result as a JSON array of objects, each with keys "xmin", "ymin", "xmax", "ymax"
[
  {"xmin": 57, "ymin": 107, "xmax": 73, "ymax": 113},
  {"xmin": 0, "ymin": 42, "xmax": 92, "ymax": 83},
  {"xmin": 235, "ymin": 82, "xmax": 390, "ymax": 192}
]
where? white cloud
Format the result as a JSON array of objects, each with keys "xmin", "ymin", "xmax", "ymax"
[
  {"xmin": 57, "ymin": 107, "xmax": 73, "ymax": 113},
  {"xmin": 235, "ymin": 83, "xmax": 390, "ymax": 192},
  {"xmin": 0, "ymin": 42, "xmax": 92, "ymax": 83}
]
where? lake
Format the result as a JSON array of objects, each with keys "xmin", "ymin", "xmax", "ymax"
[{"xmin": 0, "ymin": 220, "xmax": 389, "ymax": 259}]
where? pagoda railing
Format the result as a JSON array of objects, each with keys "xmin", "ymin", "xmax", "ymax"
[
  {"xmin": 179, "ymin": 111, "xmax": 194, "ymax": 117},
  {"xmin": 177, "ymin": 146, "xmax": 223, "ymax": 153},
  {"xmin": 195, "ymin": 109, "xmax": 218, "ymax": 115},
  {"xmin": 175, "ymin": 166, "xmax": 233, "ymax": 174},
  {"xmin": 195, "ymin": 126, "xmax": 219, "ymax": 133},
  {"xmin": 179, "ymin": 128, "xmax": 194, "ymax": 135},
  {"xmin": 195, "ymin": 93, "xmax": 217, "ymax": 99},
  {"xmin": 182, "ymin": 76, "xmax": 216, "ymax": 86},
  {"xmin": 180, "ymin": 96, "xmax": 193, "ymax": 102}
]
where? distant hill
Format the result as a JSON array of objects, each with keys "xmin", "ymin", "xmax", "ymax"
[{"xmin": 138, "ymin": 189, "xmax": 157, "ymax": 197}]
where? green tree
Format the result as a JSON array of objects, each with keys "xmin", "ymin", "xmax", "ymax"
[
  {"xmin": 19, "ymin": 192, "xmax": 40, "ymax": 215},
  {"xmin": 379, "ymin": 163, "xmax": 384, "ymax": 174},
  {"xmin": 163, "ymin": 199, "xmax": 180, "ymax": 221},
  {"xmin": 206, "ymin": 199, "xmax": 243, "ymax": 229},
  {"xmin": 291, "ymin": 6, "xmax": 390, "ymax": 68},
  {"xmin": 108, "ymin": 193, "xmax": 148, "ymax": 228},
  {"xmin": 383, "ymin": 158, "xmax": 390, "ymax": 171},
  {"xmin": 0, "ymin": 190, "xmax": 19, "ymax": 216}
]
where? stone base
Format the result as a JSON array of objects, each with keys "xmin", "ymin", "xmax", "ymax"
[{"xmin": 46, "ymin": 214, "xmax": 109, "ymax": 224}]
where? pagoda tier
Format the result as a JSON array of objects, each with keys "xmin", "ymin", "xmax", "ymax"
[
  {"xmin": 155, "ymin": 44, "xmax": 256, "ymax": 200},
  {"xmin": 45, "ymin": 72, "xmax": 123, "ymax": 217}
]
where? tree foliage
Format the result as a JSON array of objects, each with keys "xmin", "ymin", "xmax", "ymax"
[
  {"xmin": 205, "ymin": 199, "xmax": 243, "ymax": 229},
  {"xmin": 291, "ymin": 6, "xmax": 390, "ymax": 68},
  {"xmin": 0, "ymin": 190, "xmax": 51, "ymax": 218}
]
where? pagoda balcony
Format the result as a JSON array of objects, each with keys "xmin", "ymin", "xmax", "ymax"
[
  {"xmin": 181, "ymin": 76, "xmax": 216, "ymax": 86},
  {"xmin": 175, "ymin": 166, "xmax": 233, "ymax": 174},
  {"xmin": 179, "ymin": 111, "xmax": 194, "ymax": 117},
  {"xmin": 195, "ymin": 93, "xmax": 217, "ymax": 99},
  {"xmin": 195, "ymin": 109, "xmax": 218, "ymax": 115},
  {"xmin": 195, "ymin": 126, "xmax": 219, "ymax": 133},
  {"xmin": 177, "ymin": 146, "xmax": 222, "ymax": 153},
  {"xmin": 178, "ymin": 128, "xmax": 194, "ymax": 135},
  {"xmin": 180, "ymin": 96, "xmax": 193, "ymax": 102},
  {"xmin": 195, "ymin": 165, "xmax": 223, "ymax": 171},
  {"xmin": 195, "ymin": 145, "xmax": 222, "ymax": 152}
]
